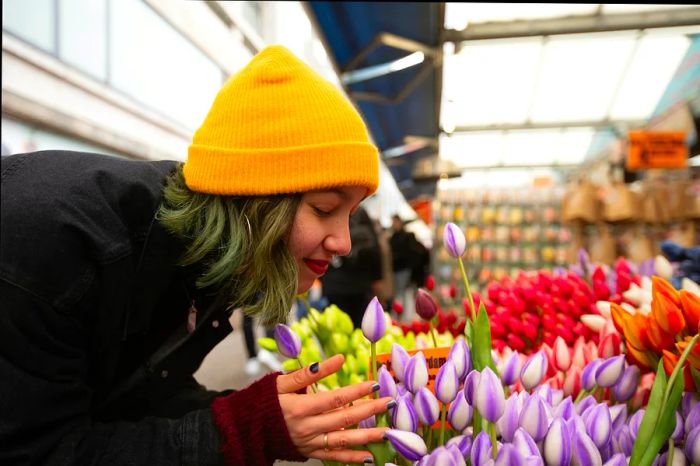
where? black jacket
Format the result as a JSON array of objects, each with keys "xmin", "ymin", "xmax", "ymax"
[{"xmin": 0, "ymin": 151, "xmax": 234, "ymax": 465}]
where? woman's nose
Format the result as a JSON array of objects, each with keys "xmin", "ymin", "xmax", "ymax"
[{"xmin": 325, "ymin": 221, "xmax": 352, "ymax": 256}]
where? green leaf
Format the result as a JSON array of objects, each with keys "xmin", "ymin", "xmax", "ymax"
[
  {"xmin": 471, "ymin": 302, "xmax": 497, "ymax": 373},
  {"xmin": 257, "ymin": 337, "xmax": 278, "ymax": 352},
  {"xmin": 691, "ymin": 365, "xmax": 700, "ymax": 393},
  {"xmin": 367, "ymin": 441, "xmax": 397, "ymax": 466},
  {"xmin": 630, "ymin": 361, "xmax": 668, "ymax": 464},
  {"xmin": 637, "ymin": 371, "xmax": 684, "ymax": 466}
]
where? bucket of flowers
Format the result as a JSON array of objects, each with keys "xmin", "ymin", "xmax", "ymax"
[{"xmin": 266, "ymin": 222, "xmax": 699, "ymax": 466}]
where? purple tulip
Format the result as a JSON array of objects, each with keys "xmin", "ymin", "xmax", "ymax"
[
  {"xmin": 685, "ymin": 402, "xmax": 700, "ymax": 435},
  {"xmin": 448, "ymin": 391, "xmax": 473, "ymax": 431},
  {"xmin": 446, "ymin": 444, "xmax": 466, "ymax": 465},
  {"xmin": 603, "ymin": 453, "xmax": 627, "ymax": 466},
  {"xmin": 551, "ymin": 389, "xmax": 564, "ymax": 407},
  {"xmin": 500, "ymin": 350, "xmax": 521, "ymax": 385},
  {"xmin": 471, "ymin": 431, "xmax": 493, "ymax": 466},
  {"xmin": 512, "ymin": 427, "xmax": 540, "ymax": 458},
  {"xmin": 554, "ymin": 396, "xmax": 576, "ymax": 421},
  {"xmin": 681, "ymin": 392, "xmax": 699, "ymax": 420},
  {"xmin": 383, "ymin": 429, "xmax": 427, "ymax": 461},
  {"xmin": 396, "ymin": 382, "xmax": 408, "ymax": 397},
  {"xmin": 436, "ymin": 360, "xmax": 460, "ymax": 404},
  {"xmin": 444, "ymin": 222, "xmax": 466, "ymax": 258},
  {"xmin": 391, "ymin": 343, "xmax": 410, "ymax": 382},
  {"xmin": 448, "ymin": 337, "xmax": 471, "ymax": 381},
  {"xmin": 594, "ymin": 355, "xmax": 626, "ymax": 388},
  {"xmin": 584, "ymin": 403, "xmax": 612, "ymax": 449},
  {"xmin": 426, "ymin": 445, "xmax": 466, "ymax": 466},
  {"xmin": 686, "ymin": 425, "xmax": 700, "ymax": 464},
  {"xmin": 392, "ymin": 392, "xmax": 419, "ymax": 433},
  {"xmin": 273, "ymin": 323, "xmax": 301, "ymax": 358},
  {"xmin": 495, "ymin": 444, "xmax": 527, "ymax": 466},
  {"xmin": 671, "ymin": 410, "xmax": 684, "ymax": 441},
  {"xmin": 377, "ymin": 365, "xmax": 398, "ymax": 399},
  {"xmin": 475, "ymin": 366, "xmax": 506, "ymax": 422},
  {"xmin": 527, "ymin": 456, "xmax": 545, "ymax": 466},
  {"xmin": 359, "ymin": 415, "xmax": 376, "ymax": 429},
  {"xmin": 404, "ymin": 351, "xmax": 429, "ymax": 393},
  {"xmin": 581, "ymin": 359, "xmax": 603, "ymax": 391},
  {"xmin": 497, "ymin": 393, "xmax": 521, "ymax": 443},
  {"xmin": 534, "ymin": 384, "xmax": 554, "ymax": 406},
  {"xmin": 361, "ymin": 296, "xmax": 386, "ymax": 343},
  {"xmin": 464, "ymin": 370, "xmax": 480, "ymax": 405},
  {"xmin": 611, "ymin": 425, "xmax": 633, "ymax": 457},
  {"xmin": 572, "ymin": 429, "xmax": 603, "ymax": 466},
  {"xmin": 628, "ymin": 409, "xmax": 644, "ymax": 439},
  {"xmin": 447, "ymin": 434, "xmax": 473, "ymax": 459},
  {"xmin": 544, "ymin": 417, "xmax": 572, "ymax": 466},
  {"xmin": 520, "ymin": 351, "xmax": 548, "ymax": 390},
  {"xmin": 414, "ymin": 386, "xmax": 440, "ymax": 426},
  {"xmin": 608, "ymin": 404, "xmax": 627, "ymax": 432},
  {"xmin": 415, "ymin": 288, "xmax": 438, "ymax": 321},
  {"xmin": 576, "ymin": 395, "xmax": 597, "ymax": 416},
  {"xmin": 519, "ymin": 394, "xmax": 549, "ymax": 441}
]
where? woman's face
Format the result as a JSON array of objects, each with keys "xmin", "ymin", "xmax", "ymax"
[{"xmin": 287, "ymin": 185, "xmax": 366, "ymax": 293}]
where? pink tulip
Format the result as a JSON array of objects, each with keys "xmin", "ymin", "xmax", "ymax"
[{"xmin": 552, "ymin": 336, "xmax": 572, "ymax": 372}]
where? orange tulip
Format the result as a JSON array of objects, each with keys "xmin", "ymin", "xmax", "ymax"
[
  {"xmin": 621, "ymin": 312, "xmax": 651, "ymax": 351},
  {"xmin": 680, "ymin": 290, "xmax": 700, "ymax": 331},
  {"xmin": 646, "ymin": 316, "xmax": 676, "ymax": 353},
  {"xmin": 610, "ymin": 302, "xmax": 628, "ymax": 335},
  {"xmin": 651, "ymin": 290, "xmax": 685, "ymax": 334},
  {"xmin": 652, "ymin": 276, "xmax": 681, "ymax": 308},
  {"xmin": 662, "ymin": 349, "xmax": 695, "ymax": 390},
  {"xmin": 676, "ymin": 337, "xmax": 700, "ymax": 371},
  {"xmin": 625, "ymin": 342, "xmax": 656, "ymax": 370}
]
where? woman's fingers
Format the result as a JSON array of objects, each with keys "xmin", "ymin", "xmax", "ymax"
[
  {"xmin": 310, "ymin": 396, "xmax": 395, "ymax": 433},
  {"xmin": 277, "ymin": 354, "xmax": 345, "ymax": 394},
  {"xmin": 307, "ymin": 427, "xmax": 388, "ymax": 463},
  {"xmin": 296, "ymin": 380, "xmax": 381, "ymax": 416}
]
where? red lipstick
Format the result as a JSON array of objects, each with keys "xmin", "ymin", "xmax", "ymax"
[{"xmin": 303, "ymin": 259, "xmax": 329, "ymax": 275}]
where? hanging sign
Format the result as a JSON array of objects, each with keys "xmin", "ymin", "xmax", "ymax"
[{"xmin": 626, "ymin": 130, "xmax": 688, "ymax": 170}]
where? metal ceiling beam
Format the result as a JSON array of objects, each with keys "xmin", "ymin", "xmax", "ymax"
[
  {"xmin": 444, "ymin": 7, "xmax": 700, "ymax": 43},
  {"xmin": 447, "ymin": 118, "xmax": 647, "ymax": 133}
]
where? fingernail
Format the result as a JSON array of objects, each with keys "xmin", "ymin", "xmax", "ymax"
[
  {"xmin": 363, "ymin": 458, "xmax": 373, "ymax": 464},
  {"xmin": 371, "ymin": 383, "xmax": 380, "ymax": 392},
  {"xmin": 386, "ymin": 400, "xmax": 396, "ymax": 410},
  {"xmin": 310, "ymin": 362, "xmax": 319, "ymax": 373}
]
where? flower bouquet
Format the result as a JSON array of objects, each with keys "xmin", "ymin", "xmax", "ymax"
[{"xmin": 266, "ymin": 222, "xmax": 699, "ymax": 465}]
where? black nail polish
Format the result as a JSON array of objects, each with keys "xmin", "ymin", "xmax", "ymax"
[
  {"xmin": 371, "ymin": 383, "xmax": 380, "ymax": 392},
  {"xmin": 386, "ymin": 400, "xmax": 396, "ymax": 410},
  {"xmin": 309, "ymin": 362, "xmax": 319, "ymax": 373},
  {"xmin": 363, "ymin": 458, "xmax": 373, "ymax": 464}
]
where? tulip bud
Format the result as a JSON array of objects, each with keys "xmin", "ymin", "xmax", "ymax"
[
  {"xmin": 685, "ymin": 425, "xmax": 700, "ymax": 465},
  {"xmin": 500, "ymin": 350, "xmax": 521, "ymax": 386},
  {"xmin": 361, "ymin": 296, "xmax": 386, "ymax": 343},
  {"xmin": 609, "ymin": 404, "xmax": 627, "ymax": 432},
  {"xmin": 497, "ymin": 393, "xmax": 521, "ymax": 443},
  {"xmin": 554, "ymin": 396, "xmax": 576, "ymax": 421},
  {"xmin": 383, "ymin": 429, "xmax": 428, "ymax": 461},
  {"xmin": 446, "ymin": 434, "xmax": 473, "ymax": 459},
  {"xmin": 594, "ymin": 355, "xmax": 625, "ymax": 388},
  {"xmin": 552, "ymin": 336, "xmax": 572, "ymax": 372},
  {"xmin": 414, "ymin": 386, "xmax": 440, "ymax": 426},
  {"xmin": 520, "ymin": 351, "xmax": 548, "ymax": 390},
  {"xmin": 603, "ymin": 453, "xmax": 628, "ymax": 466},
  {"xmin": 562, "ymin": 365, "xmax": 582, "ymax": 398},
  {"xmin": 415, "ymin": 288, "xmax": 438, "ymax": 321},
  {"xmin": 444, "ymin": 222, "xmax": 467, "ymax": 258},
  {"xmin": 584, "ymin": 403, "xmax": 612, "ymax": 449},
  {"xmin": 544, "ymin": 417, "xmax": 572, "ymax": 466},
  {"xmin": 448, "ymin": 391, "xmax": 473, "ymax": 431},
  {"xmin": 628, "ymin": 409, "xmax": 644, "ymax": 439},
  {"xmin": 448, "ymin": 337, "xmax": 471, "ymax": 381},
  {"xmin": 378, "ymin": 364, "xmax": 398, "ymax": 399},
  {"xmin": 685, "ymin": 402, "xmax": 700, "ymax": 435},
  {"xmin": 495, "ymin": 444, "xmax": 527, "ymax": 466},
  {"xmin": 464, "ymin": 370, "xmax": 480, "ymax": 405},
  {"xmin": 392, "ymin": 392, "xmax": 419, "ymax": 433},
  {"xmin": 571, "ymin": 429, "xmax": 602, "ymax": 466},
  {"xmin": 611, "ymin": 364, "xmax": 639, "ymax": 402},
  {"xmin": 391, "ymin": 343, "xmax": 410, "ymax": 382},
  {"xmin": 475, "ymin": 366, "xmax": 506, "ymax": 423},
  {"xmin": 435, "ymin": 360, "xmax": 459, "ymax": 404},
  {"xmin": 471, "ymin": 431, "xmax": 493, "ymax": 466},
  {"xmin": 518, "ymin": 394, "xmax": 548, "ymax": 441},
  {"xmin": 404, "ymin": 351, "xmax": 429, "ymax": 393},
  {"xmin": 612, "ymin": 424, "xmax": 633, "ymax": 457},
  {"xmin": 581, "ymin": 359, "xmax": 603, "ymax": 391},
  {"xmin": 512, "ymin": 427, "xmax": 540, "ymax": 458},
  {"xmin": 359, "ymin": 415, "xmax": 376, "ymax": 429},
  {"xmin": 273, "ymin": 323, "xmax": 301, "ymax": 358}
]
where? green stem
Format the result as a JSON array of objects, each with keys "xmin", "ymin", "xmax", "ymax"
[
  {"xmin": 371, "ymin": 342, "xmax": 378, "ymax": 398},
  {"xmin": 574, "ymin": 387, "xmax": 593, "ymax": 403},
  {"xmin": 458, "ymin": 257, "xmax": 476, "ymax": 321},
  {"xmin": 662, "ymin": 334, "xmax": 699, "ymax": 407},
  {"xmin": 427, "ymin": 426, "xmax": 434, "ymax": 451},
  {"xmin": 667, "ymin": 439, "xmax": 674, "ymax": 466},
  {"xmin": 429, "ymin": 320, "xmax": 438, "ymax": 347},
  {"xmin": 439, "ymin": 404, "xmax": 447, "ymax": 446},
  {"xmin": 489, "ymin": 422, "xmax": 498, "ymax": 459},
  {"xmin": 297, "ymin": 358, "xmax": 318, "ymax": 393}
]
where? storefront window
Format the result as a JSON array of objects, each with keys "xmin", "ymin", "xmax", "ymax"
[
  {"xmin": 2, "ymin": 0, "xmax": 56, "ymax": 53},
  {"xmin": 58, "ymin": 0, "xmax": 107, "ymax": 81}
]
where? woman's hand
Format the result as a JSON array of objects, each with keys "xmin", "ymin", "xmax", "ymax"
[{"xmin": 277, "ymin": 354, "xmax": 394, "ymax": 464}]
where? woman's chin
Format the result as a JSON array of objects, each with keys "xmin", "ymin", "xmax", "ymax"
[{"xmin": 296, "ymin": 277, "xmax": 314, "ymax": 295}]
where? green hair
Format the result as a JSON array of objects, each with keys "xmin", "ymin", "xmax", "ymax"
[{"xmin": 157, "ymin": 165, "xmax": 300, "ymax": 325}]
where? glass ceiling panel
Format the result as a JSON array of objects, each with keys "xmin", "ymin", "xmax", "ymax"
[
  {"xmin": 609, "ymin": 32, "xmax": 691, "ymax": 120},
  {"xmin": 530, "ymin": 32, "xmax": 636, "ymax": 122},
  {"xmin": 442, "ymin": 38, "xmax": 541, "ymax": 127},
  {"xmin": 440, "ymin": 132, "xmax": 504, "ymax": 167},
  {"xmin": 444, "ymin": 3, "xmax": 598, "ymax": 30}
]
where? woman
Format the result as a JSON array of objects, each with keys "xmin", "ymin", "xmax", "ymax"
[{"xmin": 0, "ymin": 45, "xmax": 392, "ymax": 465}]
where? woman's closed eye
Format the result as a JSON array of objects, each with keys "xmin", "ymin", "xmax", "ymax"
[{"xmin": 312, "ymin": 206, "xmax": 332, "ymax": 217}]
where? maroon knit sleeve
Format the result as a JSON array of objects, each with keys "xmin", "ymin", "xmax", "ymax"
[{"xmin": 211, "ymin": 372, "xmax": 307, "ymax": 465}]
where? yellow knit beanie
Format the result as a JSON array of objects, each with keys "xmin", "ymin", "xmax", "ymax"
[{"xmin": 184, "ymin": 45, "xmax": 379, "ymax": 196}]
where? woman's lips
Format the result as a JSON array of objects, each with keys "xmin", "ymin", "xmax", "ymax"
[{"xmin": 303, "ymin": 259, "xmax": 329, "ymax": 275}]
